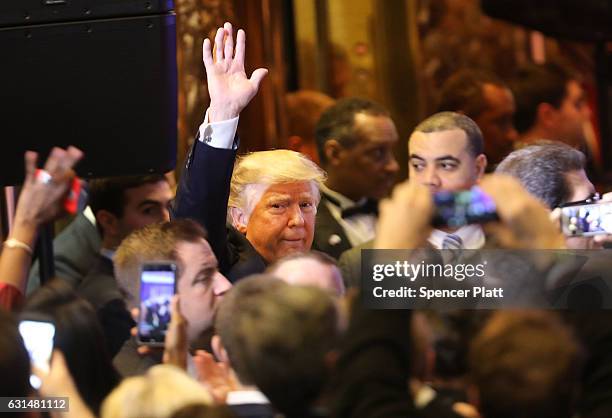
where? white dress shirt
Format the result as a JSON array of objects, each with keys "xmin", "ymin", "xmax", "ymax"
[{"xmin": 197, "ymin": 109, "xmax": 239, "ymax": 149}]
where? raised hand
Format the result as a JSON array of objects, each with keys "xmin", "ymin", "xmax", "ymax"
[
  {"xmin": 374, "ymin": 179, "xmax": 434, "ymax": 249},
  {"xmin": 204, "ymin": 22, "xmax": 268, "ymax": 122},
  {"xmin": 14, "ymin": 146, "xmax": 83, "ymax": 229},
  {"xmin": 193, "ymin": 349, "xmax": 238, "ymax": 404}
]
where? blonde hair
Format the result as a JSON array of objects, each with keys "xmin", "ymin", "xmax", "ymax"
[
  {"xmin": 228, "ymin": 150, "xmax": 326, "ymax": 216},
  {"xmin": 100, "ymin": 364, "xmax": 212, "ymax": 418}
]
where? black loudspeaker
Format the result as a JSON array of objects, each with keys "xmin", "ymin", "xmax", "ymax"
[
  {"xmin": 481, "ymin": 0, "xmax": 612, "ymax": 42},
  {"xmin": 0, "ymin": 1, "xmax": 177, "ymax": 186}
]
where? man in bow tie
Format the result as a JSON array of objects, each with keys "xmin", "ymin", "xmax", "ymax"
[
  {"xmin": 311, "ymin": 98, "xmax": 400, "ymax": 259},
  {"xmin": 338, "ymin": 111, "xmax": 489, "ymax": 288}
]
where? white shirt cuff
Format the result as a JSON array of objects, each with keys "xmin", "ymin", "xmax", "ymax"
[{"xmin": 197, "ymin": 108, "xmax": 239, "ymax": 149}]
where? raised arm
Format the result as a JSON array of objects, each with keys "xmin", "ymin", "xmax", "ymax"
[
  {"xmin": 173, "ymin": 23, "xmax": 267, "ymax": 273},
  {"xmin": 0, "ymin": 147, "xmax": 83, "ymax": 310}
]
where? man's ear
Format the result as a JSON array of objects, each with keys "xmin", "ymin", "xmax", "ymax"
[
  {"xmin": 537, "ymin": 102, "xmax": 558, "ymax": 129},
  {"xmin": 324, "ymin": 139, "xmax": 343, "ymax": 166},
  {"xmin": 475, "ymin": 154, "xmax": 488, "ymax": 179},
  {"xmin": 212, "ymin": 335, "xmax": 231, "ymax": 366},
  {"xmin": 229, "ymin": 207, "xmax": 248, "ymax": 234},
  {"xmin": 96, "ymin": 210, "xmax": 119, "ymax": 238}
]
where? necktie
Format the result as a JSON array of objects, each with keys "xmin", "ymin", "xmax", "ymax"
[
  {"xmin": 340, "ymin": 199, "xmax": 379, "ymax": 219},
  {"xmin": 442, "ymin": 233, "xmax": 463, "ymax": 264},
  {"xmin": 442, "ymin": 233, "xmax": 463, "ymax": 250}
]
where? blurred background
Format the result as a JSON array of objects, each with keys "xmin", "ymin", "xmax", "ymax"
[{"xmin": 175, "ymin": 0, "xmax": 611, "ymax": 184}]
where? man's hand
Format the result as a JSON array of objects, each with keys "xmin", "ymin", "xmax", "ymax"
[
  {"xmin": 193, "ymin": 349, "xmax": 238, "ymax": 404},
  {"xmin": 374, "ymin": 179, "xmax": 433, "ymax": 249},
  {"xmin": 480, "ymin": 174, "xmax": 566, "ymax": 249},
  {"xmin": 162, "ymin": 295, "xmax": 189, "ymax": 370},
  {"xmin": 204, "ymin": 22, "xmax": 268, "ymax": 122}
]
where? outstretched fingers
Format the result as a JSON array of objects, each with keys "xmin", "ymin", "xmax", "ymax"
[
  {"xmin": 249, "ymin": 68, "xmax": 269, "ymax": 90},
  {"xmin": 223, "ymin": 22, "xmax": 234, "ymax": 63},
  {"xmin": 24, "ymin": 151, "xmax": 38, "ymax": 185}
]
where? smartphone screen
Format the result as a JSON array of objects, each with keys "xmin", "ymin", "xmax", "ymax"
[
  {"xmin": 561, "ymin": 201, "xmax": 612, "ymax": 236},
  {"xmin": 138, "ymin": 263, "xmax": 176, "ymax": 346},
  {"xmin": 433, "ymin": 186, "xmax": 498, "ymax": 228},
  {"xmin": 18, "ymin": 320, "xmax": 55, "ymax": 389}
]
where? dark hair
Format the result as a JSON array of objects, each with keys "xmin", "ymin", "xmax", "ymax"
[
  {"xmin": 23, "ymin": 280, "xmax": 120, "ymax": 415},
  {"xmin": 470, "ymin": 311, "xmax": 581, "ymax": 418},
  {"xmin": 512, "ymin": 62, "xmax": 575, "ymax": 133},
  {"xmin": 315, "ymin": 97, "xmax": 389, "ymax": 166},
  {"xmin": 413, "ymin": 111, "xmax": 484, "ymax": 156},
  {"xmin": 0, "ymin": 309, "xmax": 31, "ymax": 404},
  {"xmin": 215, "ymin": 274, "xmax": 339, "ymax": 416},
  {"xmin": 496, "ymin": 141, "xmax": 586, "ymax": 208},
  {"xmin": 437, "ymin": 69, "xmax": 508, "ymax": 117},
  {"xmin": 88, "ymin": 174, "xmax": 167, "ymax": 218}
]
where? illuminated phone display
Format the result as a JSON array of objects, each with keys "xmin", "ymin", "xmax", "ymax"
[
  {"xmin": 138, "ymin": 263, "xmax": 176, "ymax": 346},
  {"xmin": 19, "ymin": 320, "xmax": 55, "ymax": 389},
  {"xmin": 561, "ymin": 201, "xmax": 612, "ymax": 236}
]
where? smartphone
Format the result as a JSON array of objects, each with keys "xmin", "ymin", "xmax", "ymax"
[
  {"xmin": 560, "ymin": 201, "xmax": 612, "ymax": 236},
  {"xmin": 18, "ymin": 319, "xmax": 55, "ymax": 389},
  {"xmin": 137, "ymin": 262, "xmax": 177, "ymax": 346},
  {"xmin": 432, "ymin": 186, "xmax": 498, "ymax": 228}
]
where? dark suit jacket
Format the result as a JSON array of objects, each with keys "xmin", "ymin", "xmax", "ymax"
[
  {"xmin": 77, "ymin": 254, "xmax": 133, "ymax": 358},
  {"xmin": 28, "ymin": 211, "xmax": 101, "ymax": 293},
  {"xmin": 173, "ymin": 139, "xmax": 266, "ymax": 282},
  {"xmin": 312, "ymin": 195, "xmax": 352, "ymax": 260},
  {"xmin": 329, "ymin": 295, "xmax": 416, "ymax": 418}
]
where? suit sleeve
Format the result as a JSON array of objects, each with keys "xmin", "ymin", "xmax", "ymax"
[{"xmin": 172, "ymin": 137, "xmax": 238, "ymax": 274}]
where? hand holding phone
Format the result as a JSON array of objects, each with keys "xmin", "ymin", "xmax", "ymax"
[
  {"xmin": 137, "ymin": 262, "xmax": 177, "ymax": 346},
  {"xmin": 18, "ymin": 319, "xmax": 55, "ymax": 389},
  {"xmin": 560, "ymin": 199, "xmax": 612, "ymax": 236}
]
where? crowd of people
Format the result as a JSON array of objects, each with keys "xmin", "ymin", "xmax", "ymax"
[{"xmin": 1, "ymin": 21, "xmax": 611, "ymax": 418}]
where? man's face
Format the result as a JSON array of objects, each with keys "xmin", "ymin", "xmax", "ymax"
[
  {"xmin": 176, "ymin": 239, "xmax": 232, "ymax": 342},
  {"xmin": 116, "ymin": 180, "xmax": 174, "ymax": 240},
  {"xmin": 245, "ymin": 182, "xmax": 317, "ymax": 263},
  {"xmin": 475, "ymin": 84, "xmax": 518, "ymax": 165},
  {"xmin": 554, "ymin": 80, "xmax": 591, "ymax": 148},
  {"xmin": 331, "ymin": 113, "xmax": 399, "ymax": 200},
  {"xmin": 408, "ymin": 129, "xmax": 487, "ymax": 193}
]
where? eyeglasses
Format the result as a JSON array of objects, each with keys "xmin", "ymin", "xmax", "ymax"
[{"xmin": 559, "ymin": 193, "xmax": 601, "ymax": 208}]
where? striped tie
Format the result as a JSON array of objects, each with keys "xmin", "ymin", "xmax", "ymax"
[
  {"xmin": 442, "ymin": 234, "xmax": 463, "ymax": 264},
  {"xmin": 442, "ymin": 234, "xmax": 463, "ymax": 250}
]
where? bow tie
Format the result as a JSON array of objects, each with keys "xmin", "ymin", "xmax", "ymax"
[
  {"xmin": 341, "ymin": 199, "xmax": 379, "ymax": 218},
  {"xmin": 323, "ymin": 192, "xmax": 379, "ymax": 219}
]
